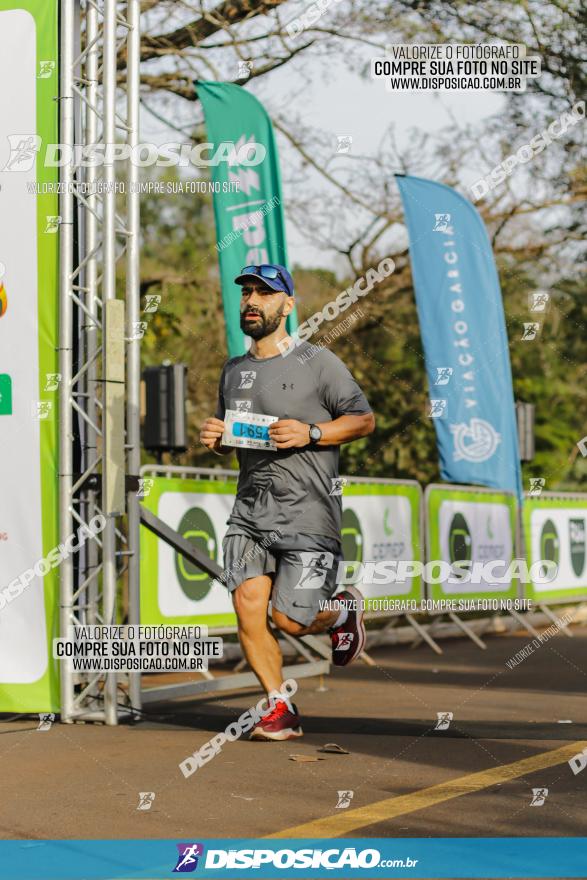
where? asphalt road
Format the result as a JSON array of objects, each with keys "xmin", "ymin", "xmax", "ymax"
[{"xmin": 1, "ymin": 624, "xmax": 587, "ymax": 844}]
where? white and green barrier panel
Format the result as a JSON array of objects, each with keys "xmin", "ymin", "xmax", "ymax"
[
  {"xmin": 424, "ymin": 484, "xmax": 519, "ymax": 605},
  {"xmin": 338, "ymin": 479, "xmax": 423, "ymax": 611},
  {"xmin": 140, "ymin": 474, "xmax": 239, "ymax": 628},
  {"xmin": 0, "ymin": 0, "xmax": 59, "ymax": 712},
  {"xmin": 139, "ymin": 472, "xmax": 587, "ymax": 629},
  {"xmin": 522, "ymin": 492, "xmax": 587, "ymax": 604},
  {"xmin": 139, "ymin": 473, "xmax": 424, "ymax": 627}
]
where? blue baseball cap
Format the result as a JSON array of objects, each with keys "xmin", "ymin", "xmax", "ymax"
[{"xmin": 234, "ymin": 263, "xmax": 294, "ymax": 296}]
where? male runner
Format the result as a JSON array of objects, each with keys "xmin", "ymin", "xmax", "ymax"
[{"xmin": 200, "ymin": 263, "xmax": 375, "ymax": 740}]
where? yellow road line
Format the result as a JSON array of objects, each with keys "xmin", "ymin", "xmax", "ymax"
[{"xmin": 269, "ymin": 739, "xmax": 587, "ymax": 839}]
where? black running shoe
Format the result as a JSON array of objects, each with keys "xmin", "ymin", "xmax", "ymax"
[{"xmin": 330, "ymin": 585, "xmax": 366, "ymax": 666}]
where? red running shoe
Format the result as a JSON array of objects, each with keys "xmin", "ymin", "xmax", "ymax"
[
  {"xmin": 330, "ymin": 585, "xmax": 366, "ymax": 666},
  {"xmin": 250, "ymin": 699, "xmax": 303, "ymax": 741}
]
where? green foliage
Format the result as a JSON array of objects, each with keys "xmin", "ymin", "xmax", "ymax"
[{"xmin": 133, "ymin": 171, "xmax": 586, "ymax": 491}]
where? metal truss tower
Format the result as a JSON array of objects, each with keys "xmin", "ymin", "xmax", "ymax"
[{"xmin": 59, "ymin": 0, "xmax": 141, "ymax": 724}]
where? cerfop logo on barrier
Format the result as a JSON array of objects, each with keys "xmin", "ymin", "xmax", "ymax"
[
  {"xmin": 540, "ymin": 519, "xmax": 559, "ymax": 574},
  {"xmin": 451, "ymin": 417, "xmax": 501, "ymax": 463},
  {"xmin": 294, "ymin": 552, "xmax": 334, "ymax": 589},
  {"xmin": 569, "ymin": 518, "xmax": 586, "ymax": 577},
  {"xmin": 173, "ymin": 843, "xmax": 204, "ymax": 872},
  {"xmin": 448, "ymin": 513, "xmax": 472, "ymax": 565}
]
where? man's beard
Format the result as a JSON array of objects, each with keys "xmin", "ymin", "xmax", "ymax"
[{"xmin": 240, "ymin": 305, "xmax": 285, "ymax": 340}]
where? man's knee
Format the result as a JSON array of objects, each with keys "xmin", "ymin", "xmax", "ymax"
[
  {"xmin": 233, "ymin": 577, "xmax": 270, "ymax": 623},
  {"xmin": 271, "ymin": 606, "xmax": 306, "ymax": 636}
]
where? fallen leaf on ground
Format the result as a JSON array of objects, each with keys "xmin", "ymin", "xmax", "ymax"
[
  {"xmin": 318, "ymin": 743, "xmax": 350, "ymax": 754},
  {"xmin": 289, "ymin": 754, "xmax": 325, "ymax": 763}
]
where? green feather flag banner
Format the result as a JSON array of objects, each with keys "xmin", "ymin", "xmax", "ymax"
[{"xmin": 197, "ymin": 81, "xmax": 297, "ymax": 356}]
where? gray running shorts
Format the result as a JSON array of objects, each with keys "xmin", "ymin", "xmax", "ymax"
[{"xmin": 221, "ymin": 529, "xmax": 342, "ymax": 626}]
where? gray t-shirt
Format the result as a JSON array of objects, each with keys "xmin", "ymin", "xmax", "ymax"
[{"xmin": 215, "ymin": 341, "xmax": 372, "ymax": 541}]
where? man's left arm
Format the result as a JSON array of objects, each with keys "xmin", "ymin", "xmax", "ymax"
[
  {"xmin": 269, "ymin": 351, "xmax": 375, "ymax": 449},
  {"xmin": 269, "ymin": 413, "xmax": 374, "ymax": 449}
]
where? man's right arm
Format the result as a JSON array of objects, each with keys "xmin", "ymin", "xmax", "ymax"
[
  {"xmin": 199, "ymin": 365, "xmax": 231, "ymax": 455},
  {"xmin": 199, "ymin": 417, "xmax": 231, "ymax": 455}
]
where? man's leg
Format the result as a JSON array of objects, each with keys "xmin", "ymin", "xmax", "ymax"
[
  {"xmin": 232, "ymin": 574, "xmax": 283, "ymax": 694},
  {"xmin": 272, "ymin": 580, "xmax": 366, "ymax": 668},
  {"xmin": 271, "ymin": 606, "xmax": 337, "ymax": 636}
]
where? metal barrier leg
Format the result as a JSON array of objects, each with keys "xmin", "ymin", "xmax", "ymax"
[
  {"xmin": 507, "ymin": 608, "xmax": 541, "ymax": 638},
  {"xmin": 405, "ymin": 613, "xmax": 443, "ymax": 655},
  {"xmin": 447, "ymin": 611, "xmax": 487, "ymax": 649},
  {"xmin": 538, "ymin": 604, "xmax": 574, "ymax": 637}
]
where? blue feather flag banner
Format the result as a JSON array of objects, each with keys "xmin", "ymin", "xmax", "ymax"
[{"xmin": 396, "ymin": 174, "xmax": 522, "ymax": 499}]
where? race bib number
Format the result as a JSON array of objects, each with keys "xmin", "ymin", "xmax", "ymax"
[{"xmin": 222, "ymin": 409, "xmax": 278, "ymax": 451}]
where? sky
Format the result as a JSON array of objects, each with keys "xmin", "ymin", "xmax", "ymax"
[
  {"xmin": 254, "ymin": 53, "xmax": 504, "ymax": 269},
  {"xmin": 140, "ymin": 17, "xmax": 505, "ymax": 273}
]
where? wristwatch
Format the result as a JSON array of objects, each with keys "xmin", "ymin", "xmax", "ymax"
[{"xmin": 308, "ymin": 424, "xmax": 322, "ymax": 445}]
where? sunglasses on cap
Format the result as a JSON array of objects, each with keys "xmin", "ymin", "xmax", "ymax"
[
  {"xmin": 236, "ymin": 263, "xmax": 294, "ymax": 296},
  {"xmin": 241, "ymin": 265, "xmax": 282, "ymax": 280}
]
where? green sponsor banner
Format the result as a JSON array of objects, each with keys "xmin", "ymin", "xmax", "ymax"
[
  {"xmin": 197, "ymin": 81, "xmax": 297, "ymax": 357},
  {"xmin": 522, "ymin": 493, "xmax": 587, "ymax": 604},
  {"xmin": 140, "ymin": 476, "xmax": 423, "ymax": 626},
  {"xmin": 426, "ymin": 485, "xmax": 518, "ymax": 603},
  {"xmin": 140, "ymin": 476, "xmax": 238, "ymax": 627},
  {"xmin": 0, "ymin": 0, "xmax": 59, "ymax": 710},
  {"xmin": 341, "ymin": 481, "xmax": 423, "ymax": 609}
]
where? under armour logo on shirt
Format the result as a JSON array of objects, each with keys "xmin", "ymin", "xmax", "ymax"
[{"xmin": 239, "ymin": 371, "xmax": 256, "ymax": 389}]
